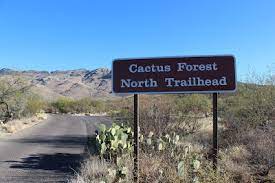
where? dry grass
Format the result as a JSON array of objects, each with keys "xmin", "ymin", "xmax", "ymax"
[
  {"xmin": 69, "ymin": 156, "xmax": 113, "ymax": 183},
  {"xmin": 218, "ymin": 125, "xmax": 275, "ymax": 182},
  {"xmin": 70, "ymin": 91, "xmax": 275, "ymax": 182},
  {"xmin": 220, "ymin": 145, "xmax": 253, "ymax": 182},
  {"xmin": 139, "ymin": 153, "xmax": 165, "ymax": 182},
  {"xmin": 70, "ymin": 155, "xmax": 133, "ymax": 183},
  {"xmin": 0, "ymin": 112, "xmax": 47, "ymax": 135},
  {"xmin": 70, "ymin": 118, "xmax": 275, "ymax": 182}
]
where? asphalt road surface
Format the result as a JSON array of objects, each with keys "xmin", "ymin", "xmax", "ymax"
[{"xmin": 0, "ymin": 114, "xmax": 111, "ymax": 183}]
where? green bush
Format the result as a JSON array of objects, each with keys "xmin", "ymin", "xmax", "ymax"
[
  {"xmin": 175, "ymin": 94, "xmax": 211, "ymax": 116},
  {"xmin": 51, "ymin": 97, "xmax": 75, "ymax": 113},
  {"xmin": 24, "ymin": 95, "xmax": 46, "ymax": 116},
  {"xmin": 87, "ymin": 99, "xmax": 105, "ymax": 113},
  {"xmin": 50, "ymin": 97, "xmax": 106, "ymax": 114},
  {"xmin": 72, "ymin": 98, "xmax": 92, "ymax": 113},
  {"xmin": 219, "ymin": 83, "xmax": 275, "ymax": 129},
  {"xmin": 0, "ymin": 77, "xmax": 30, "ymax": 121}
]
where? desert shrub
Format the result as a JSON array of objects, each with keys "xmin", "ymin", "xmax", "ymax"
[
  {"xmin": 80, "ymin": 73, "xmax": 275, "ymax": 182},
  {"xmin": 51, "ymin": 97, "xmax": 75, "ymax": 113},
  {"xmin": 138, "ymin": 95, "xmax": 209, "ymax": 136},
  {"xmin": 245, "ymin": 128, "xmax": 275, "ymax": 178},
  {"xmin": 108, "ymin": 97, "xmax": 133, "ymax": 128},
  {"xmin": 24, "ymin": 94, "xmax": 46, "ymax": 116},
  {"xmin": 69, "ymin": 156, "xmax": 116, "ymax": 183},
  {"xmin": 107, "ymin": 97, "xmax": 132, "ymax": 112},
  {"xmin": 110, "ymin": 94, "xmax": 211, "ymax": 140},
  {"xmin": 90, "ymin": 122, "xmax": 234, "ymax": 183},
  {"xmin": 50, "ymin": 97, "xmax": 106, "ymax": 114},
  {"xmin": 219, "ymin": 121, "xmax": 275, "ymax": 181},
  {"xmin": 139, "ymin": 132, "xmax": 233, "ymax": 183},
  {"xmin": 88, "ymin": 99, "xmax": 105, "ymax": 113},
  {"xmin": 0, "ymin": 76, "xmax": 31, "ymax": 121},
  {"xmin": 220, "ymin": 83, "xmax": 275, "ymax": 130},
  {"xmin": 218, "ymin": 74, "xmax": 275, "ymax": 181},
  {"xmin": 70, "ymin": 98, "xmax": 91, "ymax": 113},
  {"xmin": 139, "ymin": 96, "xmax": 173, "ymax": 136},
  {"xmin": 175, "ymin": 94, "xmax": 211, "ymax": 116},
  {"xmin": 74, "ymin": 98, "xmax": 105, "ymax": 113},
  {"xmin": 171, "ymin": 115, "xmax": 202, "ymax": 136},
  {"xmin": 69, "ymin": 155, "xmax": 133, "ymax": 183}
]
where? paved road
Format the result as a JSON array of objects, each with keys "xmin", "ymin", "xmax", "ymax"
[{"xmin": 0, "ymin": 114, "xmax": 111, "ymax": 183}]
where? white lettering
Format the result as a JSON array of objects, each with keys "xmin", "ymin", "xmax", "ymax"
[
  {"xmin": 121, "ymin": 79, "xmax": 131, "ymax": 88},
  {"xmin": 177, "ymin": 62, "xmax": 219, "ymax": 72},
  {"xmin": 165, "ymin": 65, "xmax": 171, "ymax": 72},
  {"xmin": 213, "ymin": 62, "xmax": 218, "ymax": 70},
  {"xmin": 128, "ymin": 64, "xmax": 171, "ymax": 73},
  {"xmin": 177, "ymin": 63, "xmax": 186, "ymax": 71},
  {"xmin": 164, "ymin": 76, "xmax": 227, "ymax": 87},
  {"xmin": 121, "ymin": 78, "xmax": 158, "ymax": 88},
  {"xmin": 165, "ymin": 78, "xmax": 175, "ymax": 87},
  {"xmin": 129, "ymin": 64, "xmax": 137, "ymax": 73},
  {"xmin": 219, "ymin": 76, "xmax": 227, "ymax": 85},
  {"xmin": 204, "ymin": 79, "xmax": 211, "ymax": 86}
]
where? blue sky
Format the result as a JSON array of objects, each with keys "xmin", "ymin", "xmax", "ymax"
[{"xmin": 0, "ymin": 0, "xmax": 274, "ymax": 79}]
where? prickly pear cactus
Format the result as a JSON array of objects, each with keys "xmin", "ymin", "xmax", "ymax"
[
  {"xmin": 95, "ymin": 123, "xmax": 133, "ymax": 160},
  {"xmin": 191, "ymin": 156, "xmax": 201, "ymax": 183},
  {"xmin": 192, "ymin": 159, "xmax": 200, "ymax": 171},
  {"xmin": 177, "ymin": 161, "xmax": 185, "ymax": 178}
]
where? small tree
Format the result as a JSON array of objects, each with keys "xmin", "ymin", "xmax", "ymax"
[{"xmin": 0, "ymin": 76, "xmax": 31, "ymax": 123}]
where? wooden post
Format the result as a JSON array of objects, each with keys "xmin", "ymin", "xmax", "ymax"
[
  {"xmin": 213, "ymin": 93, "xmax": 218, "ymax": 170},
  {"xmin": 134, "ymin": 94, "xmax": 139, "ymax": 182}
]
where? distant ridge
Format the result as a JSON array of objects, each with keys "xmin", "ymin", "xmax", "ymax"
[
  {"xmin": 0, "ymin": 68, "xmax": 113, "ymax": 100},
  {"xmin": 0, "ymin": 68, "xmax": 17, "ymax": 74}
]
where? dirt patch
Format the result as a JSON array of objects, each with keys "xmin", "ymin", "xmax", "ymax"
[
  {"xmin": 0, "ymin": 113, "xmax": 47, "ymax": 137},
  {"xmin": 72, "ymin": 113, "xmax": 107, "ymax": 117}
]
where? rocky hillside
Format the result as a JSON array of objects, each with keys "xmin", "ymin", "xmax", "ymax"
[{"xmin": 0, "ymin": 68, "xmax": 112, "ymax": 100}]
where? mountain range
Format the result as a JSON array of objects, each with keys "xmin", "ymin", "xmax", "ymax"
[{"xmin": 0, "ymin": 68, "xmax": 113, "ymax": 100}]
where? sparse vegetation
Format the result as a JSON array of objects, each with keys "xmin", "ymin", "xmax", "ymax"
[
  {"xmin": 0, "ymin": 76, "xmax": 49, "ymax": 135},
  {"xmin": 49, "ymin": 97, "xmax": 106, "ymax": 114},
  {"xmin": 24, "ymin": 94, "xmax": 47, "ymax": 116},
  {"xmin": 1, "ymin": 72, "xmax": 274, "ymax": 182},
  {"xmin": 0, "ymin": 76, "xmax": 31, "ymax": 122},
  {"xmin": 0, "ymin": 111, "xmax": 47, "ymax": 134},
  {"xmin": 71, "ymin": 74, "xmax": 275, "ymax": 182}
]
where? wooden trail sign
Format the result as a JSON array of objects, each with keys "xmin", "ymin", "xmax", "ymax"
[{"xmin": 112, "ymin": 55, "xmax": 236, "ymax": 94}]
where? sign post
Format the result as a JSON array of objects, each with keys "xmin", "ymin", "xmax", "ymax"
[
  {"xmin": 133, "ymin": 94, "xmax": 139, "ymax": 182},
  {"xmin": 112, "ymin": 55, "xmax": 236, "ymax": 182},
  {"xmin": 213, "ymin": 93, "xmax": 218, "ymax": 170}
]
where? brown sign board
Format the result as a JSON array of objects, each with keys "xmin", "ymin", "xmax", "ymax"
[{"xmin": 112, "ymin": 55, "xmax": 236, "ymax": 94}]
